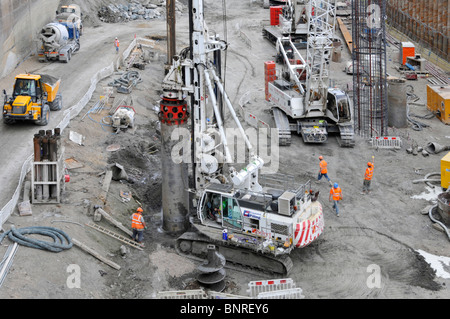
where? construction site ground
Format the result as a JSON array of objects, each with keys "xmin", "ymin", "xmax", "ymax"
[{"xmin": 0, "ymin": 0, "xmax": 449, "ymax": 300}]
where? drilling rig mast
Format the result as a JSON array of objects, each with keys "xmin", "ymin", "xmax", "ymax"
[{"xmin": 159, "ymin": 0, "xmax": 324, "ymax": 274}]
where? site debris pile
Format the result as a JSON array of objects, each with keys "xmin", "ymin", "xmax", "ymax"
[{"xmin": 98, "ymin": 0, "xmax": 185, "ymax": 23}]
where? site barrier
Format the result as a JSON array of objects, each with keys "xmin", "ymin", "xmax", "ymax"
[
  {"xmin": 208, "ymin": 291, "xmax": 251, "ymax": 299},
  {"xmin": 156, "ymin": 289, "xmax": 253, "ymax": 299},
  {"xmin": 0, "ymin": 38, "xmax": 138, "ymax": 229},
  {"xmin": 156, "ymin": 278, "xmax": 302, "ymax": 299},
  {"xmin": 246, "ymin": 278, "xmax": 296, "ymax": 298},
  {"xmin": 156, "ymin": 289, "xmax": 208, "ymax": 299},
  {"xmin": 238, "ymin": 88, "xmax": 271, "ymax": 132},
  {"xmin": 370, "ymin": 136, "xmax": 403, "ymax": 149},
  {"xmin": 257, "ymin": 287, "xmax": 305, "ymax": 299}
]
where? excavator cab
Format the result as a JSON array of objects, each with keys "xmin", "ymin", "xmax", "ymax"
[
  {"xmin": 327, "ymin": 88, "xmax": 352, "ymax": 123},
  {"xmin": 198, "ymin": 184, "xmax": 244, "ymax": 231},
  {"xmin": 13, "ymin": 78, "xmax": 42, "ymax": 103}
]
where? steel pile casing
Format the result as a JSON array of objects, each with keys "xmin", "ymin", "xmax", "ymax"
[
  {"xmin": 32, "ymin": 128, "xmax": 62, "ymax": 201},
  {"xmin": 387, "ymin": 77, "xmax": 407, "ymax": 128},
  {"xmin": 159, "ymin": 96, "xmax": 190, "ymax": 234}
]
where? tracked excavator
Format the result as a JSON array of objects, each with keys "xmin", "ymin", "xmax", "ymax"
[{"xmin": 160, "ymin": 0, "xmax": 324, "ymax": 275}]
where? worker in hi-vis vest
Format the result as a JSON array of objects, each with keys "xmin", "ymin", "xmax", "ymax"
[
  {"xmin": 114, "ymin": 37, "xmax": 120, "ymax": 54},
  {"xmin": 329, "ymin": 183, "xmax": 343, "ymax": 217},
  {"xmin": 131, "ymin": 207, "xmax": 147, "ymax": 245},
  {"xmin": 318, "ymin": 155, "xmax": 331, "ymax": 185},
  {"xmin": 362, "ymin": 161, "xmax": 374, "ymax": 194}
]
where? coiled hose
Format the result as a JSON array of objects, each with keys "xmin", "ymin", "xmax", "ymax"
[
  {"xmin": 0, "ymin": 226, "xmax": 73, "ymax": 252},
  {"xmin": 429, "ymin": 205, "xmax": 450, "ymax": 242}
]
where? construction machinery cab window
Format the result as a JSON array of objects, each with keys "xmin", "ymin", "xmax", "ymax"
[
  {"xmin": 202, "ymin": 192, "xmax": 222, "ymax": 221},
  {"xmin": 328, "ymin": 91, "xmax": 351, "ymax": 122},
  {"xmin": 61, "ymin": 7, "xmax": 75, "ymax": 13},
  {"xmin": 14, "ymin": 79, "xmax": 38, "ymax": 99},
  {"xmin": 222, "ymin": 196, "xmax": 242, "ymax": 230}
]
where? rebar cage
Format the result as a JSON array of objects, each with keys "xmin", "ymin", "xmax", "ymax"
[{"xmin": 352, "ymin": 0, "xmax": 388, "ymax": 137}]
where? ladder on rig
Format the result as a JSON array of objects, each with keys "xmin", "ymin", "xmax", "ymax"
[{"xmin": 86, "ymin": 223, "xmax": 143, "ymax": 251}]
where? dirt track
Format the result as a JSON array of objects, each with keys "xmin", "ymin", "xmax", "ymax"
[{"xmin": 0, "ymin": 0, "xmax": 449, "ymax": 299}]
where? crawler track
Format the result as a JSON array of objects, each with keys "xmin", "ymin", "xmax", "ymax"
[{"xmin": 175, "ymin": 231, "xmax": 293, "ymax": 276}]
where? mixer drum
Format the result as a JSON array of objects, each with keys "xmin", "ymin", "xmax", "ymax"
[{"xmin": 40, "ymin": 23, "xmax": 69, "ymax": 48}]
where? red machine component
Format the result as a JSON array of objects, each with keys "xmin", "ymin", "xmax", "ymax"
[
  {"xmin": 270, "ymin": 6, "xmax": 283, "ymax": 26},
  {"xmin": 159, "ymin": 96, "xmax": 188, "ymax": 125}
]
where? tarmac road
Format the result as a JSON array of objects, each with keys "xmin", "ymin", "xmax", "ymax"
[{"xmin": 0, "ymin": 20, "xmax": 167, "ymax": 209}]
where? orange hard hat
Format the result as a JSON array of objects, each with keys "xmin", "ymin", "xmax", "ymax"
[
  {"xmin": 136, "ymin": 207, "xmax": 143, "ymax": 213},
  {"xmin": 319, "ymin": 156, "xmax": 323, "ymax": 160},
  {"xmin": 367, "ymin": 162, "xmax": 373, "ymax": 167}
]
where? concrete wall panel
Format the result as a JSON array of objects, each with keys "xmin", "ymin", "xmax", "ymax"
[
  {"xmin": 0, "ymin": 0, "xmax": 59, "ymax": 78},
  {"xmin": 386, "ymin": 0, "xmax": 449, "ymax": 61}
]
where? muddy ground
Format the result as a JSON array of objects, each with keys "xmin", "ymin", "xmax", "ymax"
[{"xmin": 0, "ymin": 0, "xmax": 449, "ymax": 300}]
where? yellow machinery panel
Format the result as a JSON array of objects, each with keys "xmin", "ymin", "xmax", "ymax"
[
  {"xmin": 427, "ymin": 85, "xmax": 450, "ymax": 124},
  {"xmin": 42, "ymin": 80, "xmax": 60, "ymax": 102},
  {"xmin": 442, "ymin": 151, "xmax": 450, "ymax": 190}
]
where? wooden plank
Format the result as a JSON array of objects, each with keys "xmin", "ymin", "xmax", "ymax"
[
  {"xmin": 337, "ymin": 18, "xmax": 353, "ymax": 53},
  {"xmin": 64, "ymin": 157, "xmax": 84, "ymax": 169},
  {"xmin": 95, "ymin": 207, "xmax": 133, "ymax": 237},
  {"xmin": 99, "ymin": 170, "xmax": 113, "ymax": 203},
  {"xmin": 72, "ymin": 238, "xmax": 121, "ymax": 270}
]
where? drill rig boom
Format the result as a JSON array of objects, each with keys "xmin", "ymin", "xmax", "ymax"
[{"xmin": 161, "ymin": 0, "xmax": 325, "ymax": 275}]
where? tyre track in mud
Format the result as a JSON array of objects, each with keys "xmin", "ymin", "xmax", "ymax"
[{"xmin": 227, "ymin": 49, "xmax": 256, "ymax": 106}]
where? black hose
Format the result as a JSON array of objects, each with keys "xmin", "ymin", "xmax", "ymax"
[
  {"xmin": 429, "ymin": 205, "xmax": 450, "ymax": 242},
  {"xmin": 0, "ymin": 226, "xmax": 73, "ymax": 252}
]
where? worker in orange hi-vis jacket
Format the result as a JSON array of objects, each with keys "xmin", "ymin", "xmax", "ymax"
[
  {"xmin": 362, "ymin": 161, "xmax": 374, "ymax": 195},
  {"xmin": 329, "ymin": 183, "xmax": 343, "ymax": 217},
  {"xmin": 131, "ymin": 207, "xmax": 147, "ymax": 246},
  {"xmin": 114, "ymin": 37, "xmax": 120, "ymax": 54},
  {"xmin": 318, "ymin": 156, "xmax": 332, "ymax": 185}
]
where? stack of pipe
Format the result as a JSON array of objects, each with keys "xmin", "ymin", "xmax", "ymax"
[{"xmin": 33, "ymin": 128, "xmax": 61, "ymax": 201}]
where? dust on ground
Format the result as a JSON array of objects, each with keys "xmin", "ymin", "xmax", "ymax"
[{"xmin": 0, "ymin": 0, "xmax": 449, "ymax": 300}]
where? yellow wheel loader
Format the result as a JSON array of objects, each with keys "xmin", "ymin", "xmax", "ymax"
[{"xmin": 2, "ymin": 74, "xmax": 62, "ymax": 126}]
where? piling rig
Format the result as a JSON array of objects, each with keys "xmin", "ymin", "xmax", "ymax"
[{"xmin": 159, "ymin": 0, "xmax": 324, "ymax": 275}]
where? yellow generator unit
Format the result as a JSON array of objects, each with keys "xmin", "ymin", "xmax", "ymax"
[
  {"xmin": 442, "ymin": 151, "xmax": 450, "ymax": 190},
  {"xmin": 427, "ymin": 85, "xmax": 450, "ymax": 125}
]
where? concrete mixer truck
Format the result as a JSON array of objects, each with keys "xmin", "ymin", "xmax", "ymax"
[
  {"xmin": 56, "ymin": 4, "xmax": 83, "ymax": 35},
  {"xmin": 37, "ymin": 22, "xmax": 80, "ymax": 63}
]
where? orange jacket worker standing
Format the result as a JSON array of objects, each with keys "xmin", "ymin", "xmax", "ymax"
[
  {"xmin": 131, "ymin": 207, "xmax": 146, "ymax": 245},
  {"xmin": 329, "ymin": 183, "xmax": 342, "ymax": 217},
  {"xmin": 362, "ymin": 162, "xmax": 374, "ymax": 194}
]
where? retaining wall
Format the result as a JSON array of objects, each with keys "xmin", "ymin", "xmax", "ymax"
[{"xmin": 0, "ymin": 0, "xmax": 60, "ymax": 78}]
